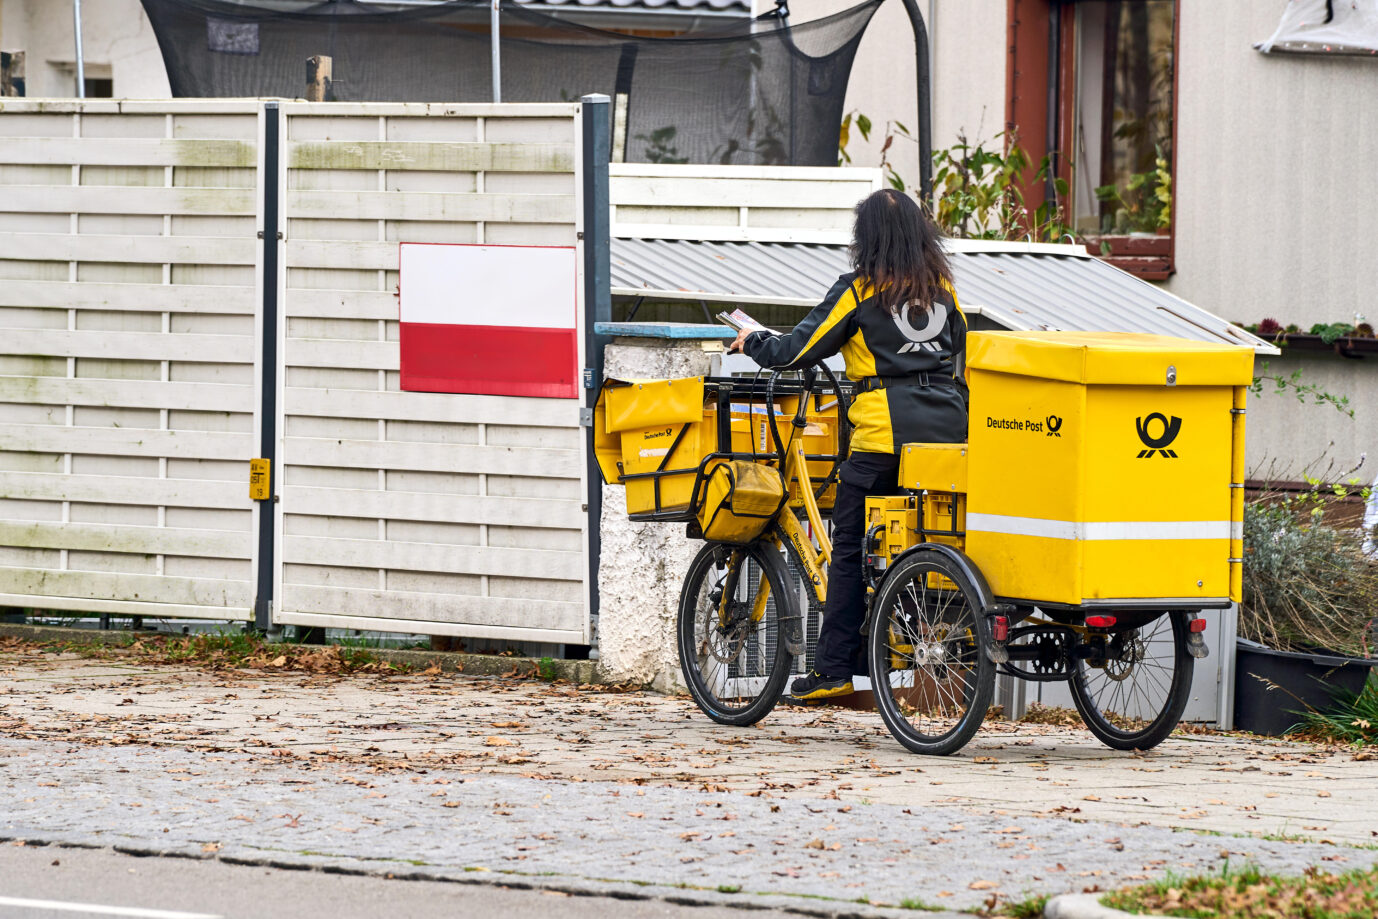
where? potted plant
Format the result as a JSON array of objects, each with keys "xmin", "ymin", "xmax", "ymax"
[{"xmin": 1236, "ymin": 481, "xmax": 1378, "ymax": 736}]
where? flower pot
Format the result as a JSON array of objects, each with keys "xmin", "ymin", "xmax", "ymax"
[{"xmin": 1233, "ymin": 638, "xmax": 1377, "ymax": 736}]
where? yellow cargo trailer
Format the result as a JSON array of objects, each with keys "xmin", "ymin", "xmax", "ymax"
[
  {"xmin": 906, "ymin": 331, "xmax": 1254, "ymax": 609},
  {"xmin": 599, "ymin": 332, "xmax": 1255, "ymax": 757}
]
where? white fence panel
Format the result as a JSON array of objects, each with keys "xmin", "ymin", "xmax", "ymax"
[
  {"xmin": 272, "ymin": 103, "xmax": 589, "ymax": 645},
  {"xmin": 610, "ymin": 164, "xmax": 881, "ymax": 244},
  {"xmin": 0, "ymin": 101, "xmax": 264, "ymax": 621}
]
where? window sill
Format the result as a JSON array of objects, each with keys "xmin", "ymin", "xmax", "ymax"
[
  {"xmin": 1086, "ymin": 233, "xmax": 1174, "ymax": 282},
  {"xmin": 1268, "ymin": 333, "xmax": 1378, "ymax": 358}
]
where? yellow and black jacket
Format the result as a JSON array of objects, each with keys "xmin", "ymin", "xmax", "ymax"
[{"xmin": 742, "ymin": 272, "xmax": 968, "ymax": 454}]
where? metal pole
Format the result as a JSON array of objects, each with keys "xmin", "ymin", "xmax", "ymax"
[
  {"xmin": 580, "ymin": 94, "xmax": 611, "ymax": 659},
  {"xmin": 73, "ymin": 0, "xmax": 85, "ymax": 98},
  {"xmin": 896, "ymin": 0, "xmax": 932, "ymax": 204},
  {"xmin": 254, "ymin": 102, "xmax": 282, "ymax": 635},
  {"xmin": 491, "ymin": 0, "xmax": 502, "ymax": 103}
]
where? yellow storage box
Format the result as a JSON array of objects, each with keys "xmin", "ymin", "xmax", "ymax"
[
  {"xmin": 594, "ymin": 377, "xmax": 708, "ymax": 516},
  {"xmin": 961, "ymin": 331, "xmax": 1253, "ymax": 608},
  {"xmin": 695, "ymin": 460, "xmax": 787, "ymax": 544}
]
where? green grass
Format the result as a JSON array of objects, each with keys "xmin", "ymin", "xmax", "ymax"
[
  {"xmin": 1291, "ymin": 673, "xmax": 1378, "ymax": 748},
  {"xmin": 1103, "ymin": 862, "xmax": 1378, "ymax": 918},
  {"xmin": 996, "ymin": 893, "xmax": 1049, "ymax": 918}
]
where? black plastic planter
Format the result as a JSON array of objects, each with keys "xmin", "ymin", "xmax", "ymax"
[{"xmin": 1234, "ymin": 638, "xmax": 1378, "ymax": 736}]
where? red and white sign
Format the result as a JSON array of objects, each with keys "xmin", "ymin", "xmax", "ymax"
[{"xmin": 399, "ymin": 242, "xmax": 579, "ymax": 398}]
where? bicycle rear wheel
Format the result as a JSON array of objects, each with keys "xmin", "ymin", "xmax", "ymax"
[
  {"xmin": 677, "ymin": 540, "xmax": 796, "ymax": 726},
  {"xmin": 1070, "ymin": 611, "xmax": 1193, "ymax": 751},
  {"xmin": 867, "ymin": 551, "xmax": 995, "ymax": 755}
]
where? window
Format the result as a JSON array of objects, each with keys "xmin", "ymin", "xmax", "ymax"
[{"xmin": 1007, "ymin": 0, "xmax": 1178, "ymax": 279}]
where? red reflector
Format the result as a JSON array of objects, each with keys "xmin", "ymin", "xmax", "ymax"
[
  {"xmin": 1189, "ymin": 618, "xmax": 1208, "ymax": 633},
  {"xmin": 991, "ymin": 615, "xmax": 1009, "ymax": 642},
  {"xmin": 1085, "ymin": 615, "xmax": 1117, "ymax": 629}
]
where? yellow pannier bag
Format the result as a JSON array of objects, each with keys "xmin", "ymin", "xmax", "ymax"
[{"xmin": 695, "ymin": 460, "xmax": 787, "ymax": 544}]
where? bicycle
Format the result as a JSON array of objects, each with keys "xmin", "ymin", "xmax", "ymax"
[{"xmin": 594, "ymin": 330, "xmax": 1253, "ymax": 755}]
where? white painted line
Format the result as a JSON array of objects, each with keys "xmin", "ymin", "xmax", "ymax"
[{"xmin": 0, "ymin": 896, "xmax": 221, "ymax": 919}]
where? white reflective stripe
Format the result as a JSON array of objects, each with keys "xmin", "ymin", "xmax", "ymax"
[
  {"xmin": 1083, "ymin": 521, "xmax": 1232, "ymax": 541},
  {"xmin": 966, "ymin": 513, "xmax": 1077, "ymax": 540},
  {"xmin": 0, "ymin": 896, "xmax": 220, "ymax": 918},
  {"xmin": 968, "ymin": 513, "xmax": 1231, "ymax": 542},
  {"xmin": 1231, "ymin": 520, "xmax": 1243, "ymax": 541}
]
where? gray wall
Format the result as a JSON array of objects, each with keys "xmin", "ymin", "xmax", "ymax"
[
  {"xmin": 1168, "ymin": 3, "xmax": 1378, "ymax": 332},
  {"xmin": 1167, "ymin": 3, "xmax": 1378, "ymax": 479},
  {"xmin": 1247, "ymin": 351, "xmax": 1374, "ymax": 483}
]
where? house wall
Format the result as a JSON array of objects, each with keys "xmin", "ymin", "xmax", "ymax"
[
  {"xmin": 1166, "ymin": 3, "xmax": 1378, "ymax": 481},
  {"xmin": 1167, "ymin": 3, "xmax": 1378, "ymax": 332},
  {"xmin": 0, "ymin": 0, "xmax": 168, "ymax": 98},
  {"xmin": 1246, "ymin": 351, "xmax": 1374, "ymax": 484}
]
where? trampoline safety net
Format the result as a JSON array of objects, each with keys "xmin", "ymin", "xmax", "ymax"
[{"xmin": 139, "ymin": 0, "xmax": 881, "ymax": 167}]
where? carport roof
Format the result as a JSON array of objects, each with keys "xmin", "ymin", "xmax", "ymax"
[{"xmin": 608, "ymin": 237, "xmax": 1278, "ymax": 355}]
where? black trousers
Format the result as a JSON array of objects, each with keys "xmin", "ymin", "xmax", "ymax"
[{"xmin": 814, "ymin": 451, "xmax": 902, "ymax": 678}]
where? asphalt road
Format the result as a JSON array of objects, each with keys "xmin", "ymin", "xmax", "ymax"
[
  {"xmin": 4, "ymin": 653, "xmax": 1377, "ymax": 917},
  {"xmin": 0, "ymin": 844, "xmax": 858, "ymax": 919}
]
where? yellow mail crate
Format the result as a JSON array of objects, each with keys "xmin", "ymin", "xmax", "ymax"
[
  {"xmin": 962, "ymin": 331, "xmax": 1253, "ymax": 607},
  {"xmin": 594, "ymin": 377, "xmax": 708, "ymax": 515}
]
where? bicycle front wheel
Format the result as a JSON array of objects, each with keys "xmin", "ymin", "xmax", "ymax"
[
  {"xmin": 677, "ymin": 540, "xmax": 796, "ymax": 726},
  {"xmin": 867, "ymin": 551, "xmax": 995, "ymax": 755}
]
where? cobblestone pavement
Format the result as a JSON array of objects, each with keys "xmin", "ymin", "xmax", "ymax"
[{"xmin": 2, "ymin": 651, "xmax": 1376, "ymax": 915}]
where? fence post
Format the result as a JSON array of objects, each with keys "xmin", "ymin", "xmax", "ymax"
[
  {"xmin": 0, "ymin": 51, "xmax": 25, "ymax": 97},
  {"xmin": 253, "ymin": 101, "xmax": 282, "ymax": 633},
  {"xmin": 305, "ymin": 55, "xmax": 332, "ymax": 102},
  {"xmin": 580, "ymin": 94, "xmax": 611, "ymax": 658}
]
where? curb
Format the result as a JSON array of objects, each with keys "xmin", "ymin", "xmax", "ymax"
[
  {"xmin": 0, "ymin": 833, "xmax": 965, "ymax": 919},
  {"xmin": 1045, "ymin": 892, "xmax": 1159, "ymax": 918},
  {"xmin": 0, "ymin": 622, "xmax": 605, "ymax": 685}
]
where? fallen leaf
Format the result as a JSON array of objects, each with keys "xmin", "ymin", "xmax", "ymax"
[
  {"xmin": 485, "ymin": 736, "xmax": 516, "ymax": 747},
  {"xmin": 969, "ymin": 879, "xmax": 999, "ymax": 890}
]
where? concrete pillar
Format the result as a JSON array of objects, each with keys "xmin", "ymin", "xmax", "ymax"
[{"xmin": 595, "ymin": 337, "xmax": 718, "ymax": 690}]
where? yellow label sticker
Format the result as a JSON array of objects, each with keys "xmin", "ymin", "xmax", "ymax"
[{"xmin": 249, "ymin": 458, "xmax": 271, "ymax": 501}]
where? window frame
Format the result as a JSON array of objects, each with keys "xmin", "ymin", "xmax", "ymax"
[{"xmin": 1006, "ymin": 0, "xmax": 1180, "ymax": 280}]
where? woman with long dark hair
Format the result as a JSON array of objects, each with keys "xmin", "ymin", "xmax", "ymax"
[{"xmin": 728, "ymin": 188, "xmax": 968, "ymax": 701}]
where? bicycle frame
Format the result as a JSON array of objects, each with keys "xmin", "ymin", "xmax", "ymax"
[{"xmin": 772, "ymin": 436, "xmax": 831, "ymax": 608}]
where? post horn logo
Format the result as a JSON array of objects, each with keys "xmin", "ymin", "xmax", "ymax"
[
  {"xmin": 1046, "ymin": 415, "xmax": 1062, "ymax": 437},
  {"xmin": 1136, "ymin": 413, "xmax": 1182, "ymax": 458}
]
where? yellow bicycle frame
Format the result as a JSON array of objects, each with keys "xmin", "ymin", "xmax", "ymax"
[
  {"xmin": 714, "ymin": 434, "xmax": 835, "ymax": 625},
  {"xmin": 773, "ymin": 437, "xmax": 831, "ymax": 608}
]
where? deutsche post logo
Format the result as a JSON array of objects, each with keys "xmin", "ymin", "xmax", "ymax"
[
  {"xmin": 1046, "ymin": 415, "xmax": 1062, "ymax": 437},
  {"xmin": 1136, "ymin": 413, "xmax": 1182, "ymax": 459}
]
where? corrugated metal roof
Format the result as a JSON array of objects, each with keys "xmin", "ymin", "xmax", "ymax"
[{"xmin": 609, "ymin": 237, "xmax": 1278, "ymax": 354}]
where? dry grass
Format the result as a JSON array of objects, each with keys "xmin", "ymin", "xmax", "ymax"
[{"xmin": 1104, "ymin": 864, "xmax": 1378, "ymax": 919}]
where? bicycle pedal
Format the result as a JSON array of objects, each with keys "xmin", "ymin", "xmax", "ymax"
[{"xmin": 781, "ymin": 693, "xmax": 830, "ymax": 707}]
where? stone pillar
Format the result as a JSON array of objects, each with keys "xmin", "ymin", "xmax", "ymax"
[{"xmin": 595, "ymin": 337, "xmax": 717, "ymax": 690}]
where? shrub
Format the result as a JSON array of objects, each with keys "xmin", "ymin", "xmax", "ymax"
[{"xmin": 1241, "ymin": 494, "xmax": 1377, "ymax": 658}]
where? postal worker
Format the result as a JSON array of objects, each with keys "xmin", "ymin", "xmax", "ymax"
[{"xmin": 728, "ymin": 188, "xmax": 969, "ymax": 701}]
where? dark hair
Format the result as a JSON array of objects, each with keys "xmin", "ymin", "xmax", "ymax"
[{"xmin": 848, "ymin": 188, "xmax": 953, "ymax": 320}]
